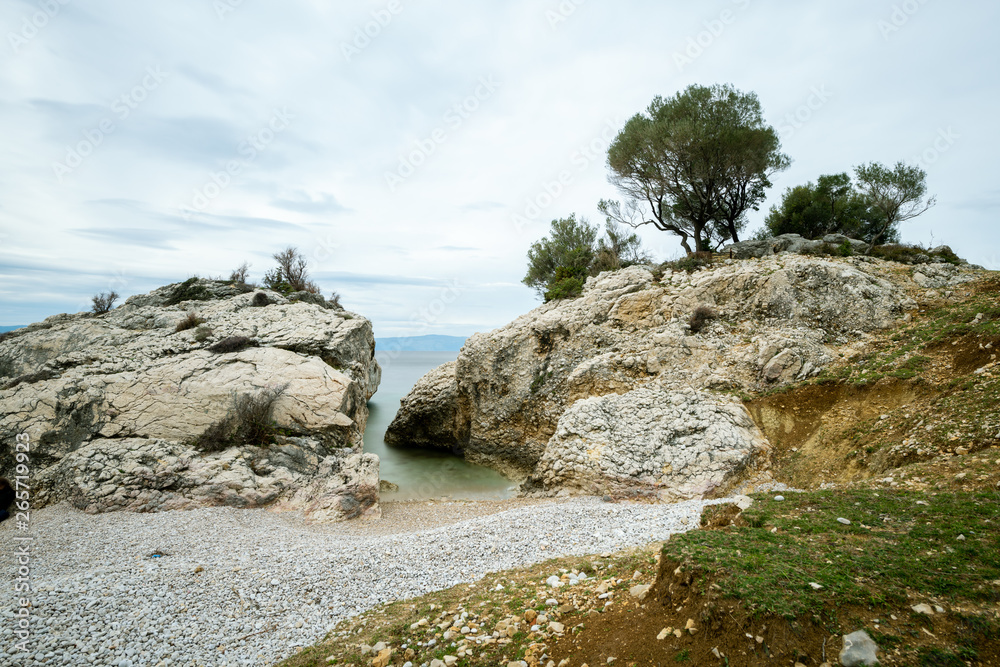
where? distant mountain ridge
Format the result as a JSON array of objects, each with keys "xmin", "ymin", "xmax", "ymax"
[
  {"xmin": 0, "ymin": 326, "xmax": 25, "ymax": 333},
  {"xmin": 375, "ymin": 335, "xmax": 467, "ymax": 351}
]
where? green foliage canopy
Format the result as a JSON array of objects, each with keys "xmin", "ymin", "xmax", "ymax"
[
  {"xmin": 523, "ymin": 215, "xmax": 649, "ymax": 301},
  {"xmin": 602, "ymin": 83, "xmax": 789, "ymax": 253},
  {"xmin": 854, "ymin": 161, "xmax": 935, "ymax": 251},
  {"xmin": 763, "ymin": 172, "xmax": 897, "ymax": 244}
]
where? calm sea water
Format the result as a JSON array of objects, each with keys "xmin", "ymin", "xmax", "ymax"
[{"xmin": 363, "ymin": 351, "xmax": 515, "ymax": 500}]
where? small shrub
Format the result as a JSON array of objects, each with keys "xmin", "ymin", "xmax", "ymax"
[
  {"xmin": 688, "ymin": 305, "xmax": 718, "ymax": 334},
  {"xmin": 251, "ymin": 292, "xmax": 271, "ymax": 307},
  {"xmin": 91, "ymin": 291, "xmax": 119, "ymax": 314},
  {"xmin": 663, "ymin": 251, "xmax": 714, "ymax": 273},
  {"xmin": 544, "ymin": 273, "xmax": 586, "ymax": 301},
  {"xmin": 164, "ymin": 278, "xmax": 210, "ymax": 306},
  {"xmin": 193, "ymin": 325, "xmax": 213, "ymax": 343},
  {"xmin": 174, "ymin": 312, "xmax": 205, "ymax": 333},
  {"xmin": 837, "ymin": 239, "xmax": 854, "ymax": 257},
  {"xmin": 868, "ymin": 243, "xmax": 959, "ymax": 265},
  {"xmin": 229, "ymin": 262, "xmax": 250, "ymax": 284},
  {"xmin": 328, "ymin": 291, "xmax": 343, "ymax": 309},
  {"xmin": 207, "ymin": 336, "xmax": 256, "ymax": 354},
  {"xmin": 929, "ymin": 245, "xmax": 961, "ymax": 264},
  {"xmin": 195, "ymin": 385, "xmax": 287, "ymax": 453},
  {"xmin": 542, "ymin": 264, "xmax": 589, "ymax": 302},
  {"xmin": 264, "ymin": 247, "xmax": 320, "ymax": 294}
]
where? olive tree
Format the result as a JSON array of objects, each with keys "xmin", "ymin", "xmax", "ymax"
[
  {"xmin": 602, "ymin": 84, "xmax": 789, "ymax": 253},
  {"xmin": 854, "ymin": 161, "xmax": 935, "ymax": 252}
]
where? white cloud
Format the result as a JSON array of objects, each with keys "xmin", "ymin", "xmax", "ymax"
[{"xmin": 2, "ymin": 0, "xmax": 998, "ymax": 329}]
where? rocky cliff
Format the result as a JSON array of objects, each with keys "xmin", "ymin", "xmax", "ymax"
[
  {"xmin": 0, "ymin": 279, "xmax": 382, "ymax": 521},
  {"xmin": 386, "ymin": 253, "xmax": 980, "ymax": 498}
]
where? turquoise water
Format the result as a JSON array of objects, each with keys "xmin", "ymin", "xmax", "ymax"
[{"xmin": 363, "ymin": 351, "xmax": 516, "ymax": 500}]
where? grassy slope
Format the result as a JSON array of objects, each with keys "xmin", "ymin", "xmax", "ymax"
[{"xmin": 278, "ymin": 269, "xmax": 1000, "ymax": 667}]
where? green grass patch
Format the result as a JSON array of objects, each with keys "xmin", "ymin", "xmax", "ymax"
[{"xmin": 663, "ymin": 490, "xmax": 1000, "ymax": 619}]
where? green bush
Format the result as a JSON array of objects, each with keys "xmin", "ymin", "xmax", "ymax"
[
  {"xmin": 764, "ymin": 172, "xmax": 895, "ymax": 244},
  {"xmin": 251, "ymin": 292, "xmax": 272, "ymax": 307},
  {"xmin": 164, "ymin": 278, "xmax": 210, "ymax": 306},
  {"xmin": 543, "ymin": 268, "xmax": 587, "ymax": 301},
  {"xmin": 524, "ymin": 215, "xmax": 649, "ymax": 302}
]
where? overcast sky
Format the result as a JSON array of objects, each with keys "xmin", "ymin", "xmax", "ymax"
[{"xmin": 1, "ymin": 0, "xmax": 997, "ymax": 335}]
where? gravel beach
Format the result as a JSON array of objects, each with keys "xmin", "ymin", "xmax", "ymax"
[{"xmin": 1, "ymin": 497, "xmax": 711, "ymax": 666}]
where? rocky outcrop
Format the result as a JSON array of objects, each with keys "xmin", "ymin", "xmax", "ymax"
[
  {"xmin": 383, "ymin": 361, "xmax": 465, "ymax": 454},
  {"xmin": 387, "ymin": 255, "xmax": 981, "ymax": 497},
  {"xmin": 0, "ymin": 279, "xmax": 382, "ymax": 521},
  {"xmin": 722, "ymin": 233, "xmax": 869, "ymax": 259}
]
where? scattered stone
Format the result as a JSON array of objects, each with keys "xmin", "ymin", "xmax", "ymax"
[
  {"xmin": 809, "ymin": 582, "xmax": 823, "ymax": 590},
  {"xmin": 629, "ymin": 584, "xmax": 651, "ymax": 600},
  {"xmin": 548, "ymin": 621, "xmax": 565, "ymax": 634},
  {"xmin": 525, "ymin": 609, "xmax": 538, "ymax": 624},
  {"xmin": 371, "ymin": 648, "xmax": 392, "ymax": 667},
  {"xmin": 657, "ymin": 628, "xmax": 669, "ymax": 640},
  {"xmin": 911, "ymin": 603, "xmax": 934, "ymax": 615},
  {"xmin": 837, "ymin": 518, "xmax": 852, "ymax": 525},
  {"xmin": 957, "ymin": 534, "xmax": 966, "ymax": 541},
  {"xmin": 839, "ymin": 630, "xmax": 879, "ymax": 667},
  {"xmin": 774, "ymin": 495, "xmax": 785, "ymax": 501}
]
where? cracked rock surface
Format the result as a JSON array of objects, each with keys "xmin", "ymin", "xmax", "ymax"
[{"xmin": 0, "ymin": 279, "xmax": 382, "ymax": 521}]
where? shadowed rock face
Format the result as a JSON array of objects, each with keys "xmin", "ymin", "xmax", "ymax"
[
  {"xmin": 383, "ymin": 361, "xmax": 466, "ymax": 455},
  {"xmin": 386, "ymin": 256, "xmax": 981, "ymax": 498},
  {"xmin": 0, "ymin": 279, "xmax": 383, "ymax": 522}
]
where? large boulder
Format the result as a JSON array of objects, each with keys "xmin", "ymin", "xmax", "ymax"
[
  {"xmin": 384, "ymin": 361, "xmax": 465, "ymax": 454},
  {"xmin": 385, "ymin": 255, "xmax": 981, "ymax": 496},
  {"xmin": 524, "ymin": 388, "xmax": 770, "ymax": 499},
  {"xmin": 0, "ymin": 279, "xmax": 382, "ymax": 520}
]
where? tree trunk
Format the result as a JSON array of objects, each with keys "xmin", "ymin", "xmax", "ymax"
[{"xmin": 727, "ymin": 219, "xmax": 740, "ymax": 244}]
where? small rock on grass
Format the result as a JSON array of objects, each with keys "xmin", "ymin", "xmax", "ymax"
[{"xmin": 839, "ymin": 630, "xmax": 879, "ymax": 667}]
